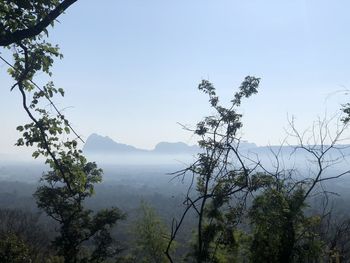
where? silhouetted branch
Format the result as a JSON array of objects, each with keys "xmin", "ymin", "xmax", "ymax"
[{"xmin": 0, "ymin": 0, "xmax": 78, "ymax": 46}]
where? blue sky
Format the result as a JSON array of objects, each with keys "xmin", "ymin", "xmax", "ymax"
[{"xmin": 1, "ymin": 0, "xmax": 350, "ymax": 155}]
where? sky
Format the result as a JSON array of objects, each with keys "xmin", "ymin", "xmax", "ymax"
[{"xmin": 1, "ymin": 0, "xmax": 350, "ymax": 156}]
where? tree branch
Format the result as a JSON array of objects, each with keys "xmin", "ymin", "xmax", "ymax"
[{"xmin": 0, "ymin": 0, "xmax": 78, "ymax": 46}]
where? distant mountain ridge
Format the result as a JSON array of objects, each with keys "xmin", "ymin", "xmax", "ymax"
[
  {"xmin": 83, "ymin": 133, "xmax": 259, "ymax": 155},
  {"xmin": 65, "ymin": 133, "xmax": 350, "ymax": 167},
  {"xmin": 83, "ymin": 134, "xmax": 145, "ymax": 153},
  {"xmin": 83, "ymin": 133, "xmax": 203, "ymax": 154}
]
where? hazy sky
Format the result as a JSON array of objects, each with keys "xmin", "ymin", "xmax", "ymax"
[{"xmin": 1, "ymin": 0, "xmax": 350, "ymax": 155}]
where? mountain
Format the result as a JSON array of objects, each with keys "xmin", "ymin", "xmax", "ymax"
[
  {"xmin": 83, "ymin": 133, "xmax": 146, "ymax": 154},
  {"xmin": 83, "ymin": 133, "xmax": 260, "ymax": 155},
  {"xmin": 83, "ymin": 134, "xmax": 202, "ymax": 154},
  {"xmin": 80, "ymin": 134, "xmax": 350, "ymax": 168}
]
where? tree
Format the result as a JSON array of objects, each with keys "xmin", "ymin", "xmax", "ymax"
[
  {"xmin": 0, "ymin": 0, "xmax": 78, "ymax": 46},
  {"xmin": 0, "ymin": 233, "xmax": 31, "ymax": 263},
  {"xmin": 249, "ymin": 184, "xmax": 323, "ymax": 263},
  {"xmin": 166, "ymin": 76, "xmax": 261, "ymax": 262},
  {"xmin": 133, "ymin": 201, "xmax": 171, "ymax": 263},
  {"xmin": 0, "ymin": 208, "xmax": 52, "ymax": 262},
  {"xmin": 2, "ymin": 2, "xmax": 124, "ymax": 262},
  {"xmin": 248, "ymin": 115, "xmax": 350, "ymax": 263},
  {"xmin": 166, "ymin": 79, "xmax": 350, "ymax": 263},
  {"xmin": 35, "ymin": 160, "xmax": 124, "ymax": 262}
]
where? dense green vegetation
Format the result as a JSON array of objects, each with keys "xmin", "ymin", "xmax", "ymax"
[{"xmin": 0, "ymin": 174, "xmax": 350, "ymax": 262}]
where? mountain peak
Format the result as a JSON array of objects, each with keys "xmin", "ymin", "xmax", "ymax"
[
  {"xmin": 83, "ymin": 134, "xmax": 140, "ymax": 153},
  {"xmin": 88, "ymin": 133, "xmax": 114, "ymax": 142}
]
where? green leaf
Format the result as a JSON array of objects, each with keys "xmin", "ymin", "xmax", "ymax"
[
  {"xmin": 32, "ymin": 151, "xmax": 40, "ymax": 159},
  {"xmin": 58, "ymin": 88, "xmax": 65, "ymax": 97},
  {"xmin": 16, "ymin": 126, "xmax": 24, "ymax": 132}
]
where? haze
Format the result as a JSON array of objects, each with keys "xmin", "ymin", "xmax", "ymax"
[{"xmin": 1, "ymin": 0, "xmax": 350, "ymax": 155}]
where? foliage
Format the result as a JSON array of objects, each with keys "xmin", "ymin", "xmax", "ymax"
[
  {"xmin": 249, "ymin": 177, "xmax": 323, "ymax": 263},
  {"xmin": 3, "ymin": 1, "xmax": 350, "ymax": 262},
  {"xmin": 319, "ymin": 213, "xmax": 350, "ymax": 262},
  {"xmin": 133, "ymin": 201, "xmax": 171, "ymax": 263},
  {"xmin": 0, "ymin": 208, "xmax": 52, "ymax": 262},
  {"xmin": 2, "ymin": 1, "xmax": 124, "ymax": 262},
  {"xmin": 246, "ymin": 114, "xmax": 350, "ymax": 263},
  {"xmin": 166, "ymin": 77, "xmax": 260, "ymax": 262},
  {"xmin": 342, "ymin": 103, "xmax": 350, "ymax": 123},
  {"xmin": 35, "ymin": 160, "xmax": 125, "ymax": 262},
  {"xmin": 0, "ymin": 0, "xmax": 77, "ymax": 46},
  {"xmin": 0, "ymin": 233, "xmax": 31, "ymax": 263}
]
